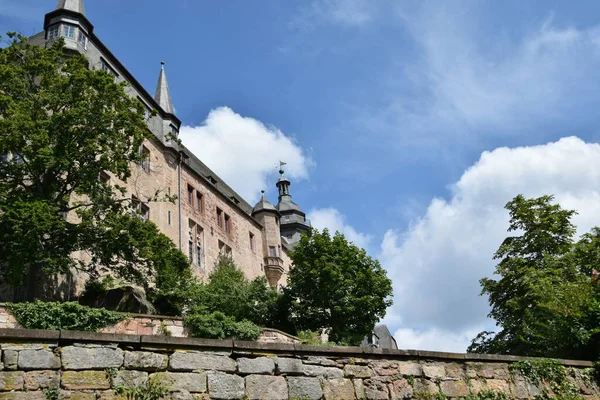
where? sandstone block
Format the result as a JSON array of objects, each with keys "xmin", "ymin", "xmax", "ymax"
[
  {"xmin": 344, "ymin": 365, "xmax": 371, "ymax": 378},
  {"xmin": 303, "ymin": 364, "xmax": 343, "ymax": 379},
  {"xmin": 287, "ymin": 377, "xmax": 323, "ymax": 400},
  {"xmin": 237, "ymin": 357, "xmax": 275, "ymax": 375},
  {"xmin": 0, "ymin": 392, "xmax": 46, "ymax": 400},
  {"xmin": 413, "ymin": 378, "xmax": 439, "ymax": 396},
  {"xmin": 169, "ymin": 391, "xmax": 210, "ymax": 400},
  {"xmin": 1, "ymin": 343, "xmax": 55, "ymax": 351},
  {"xmin": 444, "ymin": 363, "xmax": 465, "ymax": 379},
  {"xmin": 0, "ymin": 371, "xmax": 24, "ymax": 391},
  {"xmin": 304, "ymin": 356, "xmax": 338, "ymax": 366},
  {"xmin": 398, "ymin": 362, "xmax": 422, "ymax": 377},
  {"xmin": 61, "ymin": 346, "xmax": 123, "ymax": 370},
  {"xmin": 246, "ymin": 375, "xmax": 287, "ymax": 400},
  {"xmin": 422, "ymin": 364, "xmax": 445, "ymax": 380},
  {"xmin": 487, "ymin": 378, "xmax": 510, "ymax": 394},
  {"xmin": 170, "ymin": 352, "xmax": 235, "ymax": 372},
  {"xmin": 18, "ymin": 349, "xmax": 60, "ymax": 370},
  {"xmin": 371, "ymin": 361, "xmax": 398, "ymax": 376},
  {"xmin": 61, "ymin": 370, "xmax": 111, "ymax": 390},
  {"xmin": 149, "ymin": 372, "xmax": 206, "ymax": 393},
  {"xmin": 61, "ymin": 392, "xmax": 97, "ymax": 400},
  {"xmin": 353, "ymin": 378, "xmax": 366, "ymax": 399},
  {"xmin": 206, "ymin": 372, "xmax": 244, "ymax": 400},
  {"xmin": 440, "ymin": 380, "xmax": 469, "ymax": 397},
  {"xmin": 276, "ymin": 358, "xmax": 303, "ymax": 375},
  {"xmin": 388, "ymin": 378, "xmax": 413, "ymax": 399},
  {"xmin": 469, "ymin": 378, "xmax": 488, "ymax": 394},
  {"xmin": 2, "ymin": 351, "xmax": 17, "ymax": 370},
  {"xmin": 364, "ymin": 379, "xmax": 389, "ymax": 400},
  {"xmin": 124, "ymin": 351, "xmax": 168, "ymax": 370},
  {"xmin": 114, "ymin": 370, "xmax": 148, "ymax": 388},
  {"xmin": 24, "ymin": 370, "xmax": 59, "ymax": 390},
  {"xmin": 510, "ymin": 379, "xmax": 529, "ymax": 398},
  {"xmin": 96, "ymin": 390, "xmax": 128, "ymax": 400},
  {"xmin": 323, "ymin": 378, "xmax": 356, "ymax": 400}
]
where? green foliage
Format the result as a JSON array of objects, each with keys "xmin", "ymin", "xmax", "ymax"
[
  {"xmin": 7, "ymin": 300, "xmax": 124, "ymax": 331},
  {"xmin": 283, "ymin": 228, "xmax": 393, "ymax": 345},
  {"xmin": 0, "ymin": 33, "xmax": 189, "ymax": 299},
  {"xmin": 42, "ymin": 387, "xmax": 60, "ymax": 400},
  {"xmin": 114, "ymin": 381, "xmax": 169, "ymax": 400},
  {"xmin": 184, "ymin": 311, "xmax": 261, "ymax": 341},
  {"xmin": 465, "ymin": 390, "xmax": 510, "ymax": 400},
  {"xmin": 470, "ymin": 195, "xmax": 600, "ymax": 359},
  {"xmin": 509, "ymin": 359, "xmax": 581, "ymax": 400}
]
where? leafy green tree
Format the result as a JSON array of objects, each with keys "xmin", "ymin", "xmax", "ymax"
[
  {"xmin": 284, "ymin": 228, "xmax": 393, "ymax": 345},
  {"xmin": 0, "ymin": 33, "xmax": 185, "ymax": 300},
  {"xmin": 470, "ymin": 195, "xmax": 600, "ymax": 359}
]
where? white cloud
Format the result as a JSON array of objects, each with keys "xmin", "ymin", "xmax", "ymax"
[
  {"xmin": 308, "ymin": 207, "xmax": 372, "ymax": 250},
  {"xmin": 291, "ymin": 0, "xmax": 382, "ymax": 30},
  {"xmin": 381, "ymin": 137, "xmax": 600, "ymax": 352},
  {"xmin": 180, "ymin": 107, "xmax": 312, "ymax": 203}
]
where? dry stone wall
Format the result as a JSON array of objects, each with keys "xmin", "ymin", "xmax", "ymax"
[{"xmin": 0, "ymin": 328, "xmax": 596, "ymax": 400}]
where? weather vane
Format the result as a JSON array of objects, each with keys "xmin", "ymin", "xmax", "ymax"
[{"xmin": 279, "ymin": 161, "xmax": 286, "ymax": 176}]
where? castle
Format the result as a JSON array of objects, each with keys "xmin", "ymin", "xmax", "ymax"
[{"xmin": 28, "ymin": 0, "xmax": 310, "ymax": 291}]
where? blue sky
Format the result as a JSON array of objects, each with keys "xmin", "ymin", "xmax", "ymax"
[{"xmin": 4, "ymin": 0, "xmax": 600, "ymax": 351}]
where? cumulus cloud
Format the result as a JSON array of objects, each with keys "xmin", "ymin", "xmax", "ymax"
[
  {"xmin": 308, "ymin": 207, "xmax": 372, "ymax": 250},
  {"xmin": 381, "ymin": 137, "xmax": 600, "ymax": 352},
  {"xmin": 180, "ymin": 107, "xmax": 312, "ymax": 203}
]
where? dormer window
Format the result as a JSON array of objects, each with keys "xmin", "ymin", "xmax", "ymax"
[{"xmin": 62, "ymin": 24, "xmax": 76, "ymax": 39}]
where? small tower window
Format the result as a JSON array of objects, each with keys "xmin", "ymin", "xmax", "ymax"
[
  {"xmin": 139, "ymin": 146, "xmax": 150, "ymax": 173},
  {"xmin": 62, "ymin": 24, "xmax": 76, "ymax": 39},
  {"xmin": 217, "ymin": 208, "xmax": 223, "ymax": 228},
  {"xmin": 196, "ymin": 192, "xmax": 203, "ymax": 213},
  {"xmin": 187, "ymin": 184, "xmax": 194, "ymax": 205},
  {"xmin": 48, "ymin": 25, "xmax": 60, "ymax": 40},
  {"xmin": 224, "ymin": 214, "xmax": 231, "ymax": 234},
  {"xmin": 249, "ymin": 232, "xmax": 255, "ymax": 251},
  {"xmin": 77, "ymin": 31, "xmax": 87, "ymax": 48},
  {"xmin": 269, "ymin": 246, "xmax": 277, "ymax": 257}
]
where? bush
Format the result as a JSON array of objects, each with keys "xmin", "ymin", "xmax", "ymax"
[
  {"xmin": 184, "ymin": 311, "xmax": 262, "ymax": 341},
  {"xmin": 7, "ymin": 300, "xmax": 125, "ymax": 331}
]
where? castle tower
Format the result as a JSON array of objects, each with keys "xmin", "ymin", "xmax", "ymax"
[
  {"xmin": 252, "ymin": 192, "xmax": 285, "ymax": 288},
  {"xmin": 44, "ymin": 0, "xmax": 93, "ymax": 53},
  {"xmin": 276, "ymin": 167, "xmax": 309, "ymax": 247},
  {"xmin": 154, "ymin": 62, "xmax": 179, "ymax": 142}
]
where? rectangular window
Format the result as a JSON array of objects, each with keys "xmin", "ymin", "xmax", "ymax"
[
  {"xmin": 224, "ymin": 214, "xmax": 231, "ymax": 234},
  {"xmin": 187, "ymin": 184, "xmax": 194, "ymax": 205},
  {"xmin": 278, "ymin": 245, "xmax": 282, "ymax": 257},
  {"xmin": 218, "ymin": 240, "xmax": 232, "ymax": 256},
  {"xmin": 62, "ymin": 24, "xmax": 76, "ymax": 39},
  {"xmin": 144, "ymin": 107, "xmax": 151, "ymax": 122},
  {"xmin": 188, "ymin": 240, "xmax": 194, "ymax": 262},
  {"xmin": 48, "ymin": 25, "xmax": 60, "ymax": 40},
  {"xmin": 99, "ymin": 59, "xmax": 118, "ymax": 77},
  {"xmin": 217, "ymin": 208, "xmax": 223, "ymax": 228},
  {"xmin": 249, "ymin": 233, "xmax": 255, "ymax": 251},
  {"xmin": 140, "ymin": 203, "xmax": 150, "ymax": 222},
  {"xmin": 168, "ymin": 210, "xmax": 171, "ymax": 225},
  {"xmin": 140, "ymin": 146, "xmax": 150, "ymax": 173},
  {"xmin": 77, "ymin": 31, "xmax": 87, "ymax": 48},
  {"xmin": 196, "ymin": 192, "xmax": 203, "ymax": 213},
  {"xmin": 99, "ymin": 171, "xmax": 110, "ymax": 184},
  {"xmin": 196, "ymin": 245, "xmax": 202, "ymax": 267},
  {"xmin": 269, "ymin": 246, "xmax": 277, "ymax": 257},
  {"xmin": 131, "ymin": 196, "xmax": 149, "ymax": 222}
]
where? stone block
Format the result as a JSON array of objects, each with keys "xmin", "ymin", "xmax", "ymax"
[
  {"xmin": 388, "ymin": 378, "xmax": 413, "ymax": 399},
  {"xmin": 303, "ymin": 364, "xmax": 343, "ymax": 379},
  {"xmin": 510, "ymin": 379, "xmax": 529, "ymax": 398},
  {"xmin": 364, "ymin": 379, "xmax": 389, "ymax": 400},
  {"xmin": 18, "ymin": 349, "xmax": 60, "ymax": 370},
  {"xmin": 287, "ymin": 377, "xmax": 323, "ymax": 400},
  {"xmin": 206, "ymin": 372, "xmax": 244, "ymax": 400},
  {"xmin": 124, "ymin": 351, "xmax": 168, "ymax": 370},
  {"xmin": 344, "ymin": 365, "xmax": 371, "ymax": 378},
  {"xmin": 422, "ymin": 364, "xmax": 445, "ymax": 380},
  {"xmin": 0, "ymin": 392, "xmax": 46, "ymax": 400},
  {"xmin": 487, "ymin": 378, "xmax": 510, "ymax": 394},
  {"xmin": 276, "ymin": 358, "xmax": 303, "ymax": 375},
  {"xmin": 246, "ymin": 375, "xmax": 287, "ymax": 400},
  {"xmin": 60, "ymin": 392, "xmax": 97, "ymax": 400},
  {"xmin": 398, "ymin": 362, "xmax": 422, "ymax": 377},
  {"xmin": 323, "ymin": 378, "xmax": 356, "ymax": 400},
  {"xmin": 444, "ymin": 363, "xmax": 465, "ymax": 379},
  {"xmin": 149, "ymin": 372, "xmax": 206, "ymax": 393},
  {"xmin": 96, "ymin": 390, "xmax": 128, "ymax": 400},
  {"xmin": 353, "ymin": 378, "xmax": 366, "ymax": 399},
  {"xmin": 237, "ymin": 357, "xmax": 275, "ymax": 375},
  {"xmin": 0, "ymin": 371, "xmax": 24, "ymax": 391},
  {"xmin": 469, "ymin": 378, "xmax": 488, "ymax": 394},
  {"xmin": 2, "ymin": 351, "xmax": 17, "ymax": 370},
  {"xmin": 1, "ymin": 343, "xmax": 55, "ymax": 351},
  {"xmin": 61, "ymin": 346, "xmax": 123, "ymax": 370},
  {"xmin": 371, "ymin": 361, "xmax": 399, "ymax": 376},
  {"xmin": 24, "ymin": 370, "xmax": 59, "ymax": 390},
  {"xmin": 303, "ymin": 356, "xmax": 338, "ymax": 366},
  {"xmin": 114, "ymin": 370, "xmax": 148, "ymax": 388},
  {"xmin": 61, "ymin": 370, "xmax": 111, "ymax": 390},
  {"xmin": 440, "ymin": 380, "xmax": 469, "ymax": 397},
  {"xmin": 413, "ymin": 378, "xmax": 439, "ymax": 396},
  {"xmin": 169, "ymin": 391, "xmax": 210, "ymax": 400},
  {"xmin": 170, "ymin": 352, "xmax": 235, "ymax": 372}
]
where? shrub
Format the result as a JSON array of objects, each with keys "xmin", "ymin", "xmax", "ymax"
[
  {"xmin": 7, "ymin": 300, "xmax": 124, "ymax": 331},
  {"xmin": 184, "ymin": 311, "xmax": 261, "ymax": 341}
]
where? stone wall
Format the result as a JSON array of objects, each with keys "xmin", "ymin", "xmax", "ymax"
[{"xmin": 0, "ymin": 328, "xmax": 595, "ymax": 400}]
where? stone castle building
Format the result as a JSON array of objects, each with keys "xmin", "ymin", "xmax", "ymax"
[{"xmin": 27, "ymin": 0, "xmax": 310, "ymax": 291}]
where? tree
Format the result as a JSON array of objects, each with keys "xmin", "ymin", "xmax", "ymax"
[
  {"xmin": 0, "ymin": 33, "xmax": 182, "ymax": 300},
  {"xmin": 284, "ymin": 228, "xmax": 393, "ymax": 345},
  {"xmin": 469, "ymin": 195, "xmax": 600, "ymax": 359}
]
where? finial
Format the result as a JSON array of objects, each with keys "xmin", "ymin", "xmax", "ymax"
[
  {"xmin": 161, "ymin": 61, "xmax": 165, "ymax": 69},
  {"xmin": 261, "ymin": 190, "xmax": 265, "ymax": 196},
  {"xmin": 279, "ymin": 160, "xmax": 287, "ymax": 176}
]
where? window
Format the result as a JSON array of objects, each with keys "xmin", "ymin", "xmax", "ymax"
[
  {"xmin": 196, "ymin": 244, "xmax": 202, "ymax": 267},
  {"xmin": 217, "ymin": 208, "xmax": 223, "ymax": 228},
  {"xmin": 196, "ymin": 192, "xmax": 203, "ymax": 213},
  {"xmin": 140, "ymin": 203, "xmax": 149, "ymax": 222},
  {"xmin": 131, "ymin": 196, "xmax": 149, "ymax": 222},
  {"xmin": 62, "ymin": 24, "xmax": 76, "ymax": 39},
  {"xmin": 278, "ymin": 245, "xmax": 282, "ymax": 257},
  {"xmin": 224, "ymin": 214, "xmax": 231, "ymax": 234},
  {"xmin": 144, "ymin": 107, "xmax": 151, "ymax": 122},
  {"xmin": 100, "ymin": 59, "xmax": 117, "ymax": 77},
  {"xmin": 219, "ymin": 240, "xmax": 232, "ymax": 256},
  {"xmin": 187, "ymin": 184, "xmax": 194, "ymax": 205},
  {"xmin": 188, "ymin": 220, "xmax": 204, "ymax": 267},
  {"xmin": 48, "ymin": 25, "xmax": 60, "ymax": 40},
  {"xmin": 269, "ymin": 246, "xmax": 277, "ymax": 257},
  {"xmin": 188, "ymin": 240, "xmax": 194, "ymax": 262},
  {"xmin": 77, "ymin": 31, "xmax": 87, "ymax": 48},
  {"xmin": 249, "ymin": 233, "xmax": 255, "ymax": 251},
  {"xmin": 139, "ymin": 146, "xmax": 150, "ymax": 173},
  {"xmin": 99, "ymin": 171, "xmax": 110, "ymax": 184},
  {"xmin": 168, "ymin": 210, "xmax": 171, "ymax": 225}
]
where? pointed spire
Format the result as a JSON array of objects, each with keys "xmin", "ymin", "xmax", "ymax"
[
  {"xmin": 56, "ymin": 0, "xmax": 85, "ymax": 15},
  {"xmin": 154, "ymin": 62, "xmax": 174, "ymax": 115}
]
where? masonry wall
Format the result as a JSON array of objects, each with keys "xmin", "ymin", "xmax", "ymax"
[{"xmin": 0, "ymin": 328, "xmax": 596, "ymax": 400}]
